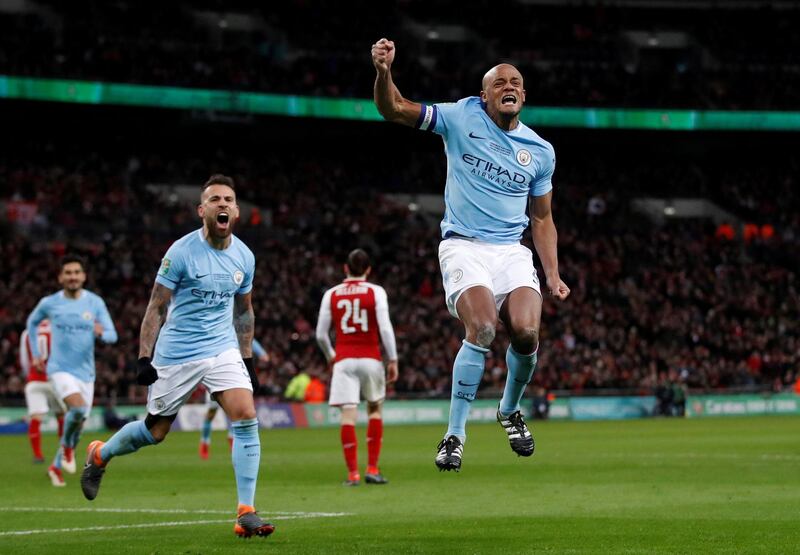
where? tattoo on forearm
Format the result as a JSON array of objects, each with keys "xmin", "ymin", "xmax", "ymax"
[
  {"xmin": 139, "ymin": 285, "xmax": 170, "ymax": 358},
  {"xmin": 234, "ymin": 306, "xmax": 254, "ymax": 357}
]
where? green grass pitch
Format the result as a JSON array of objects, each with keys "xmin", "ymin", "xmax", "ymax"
[{"xmin": 0, "ymin": 416, "xmax": 798, "ymax": 554}]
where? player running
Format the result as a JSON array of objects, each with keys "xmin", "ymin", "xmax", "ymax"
[
  {"xmin": 80, "ymin": 174, "xmax": 274, "ymax": 539},
  {"xmin": 316, "ymin": 249, "xmax": 398, "ymax": 486},
  {"xmin": 20, "ymin": 320, "xmax": 65, "ymax": 464},
  {"xmin": 371, "ymin": 39, "xmax": 570, "ymax": 471},
  {"xmin": 199, "ymin": 338, "xmax": 268, "ymax": 460},
  {"xmin": 26, "ymin": 255, "xmax": 118, "ymax": 485}
]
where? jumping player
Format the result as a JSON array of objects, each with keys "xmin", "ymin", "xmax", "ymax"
[
  {"xmin": 316, "ymin": 249, "xmax": 398, "ymax": 485},
  {"xmin": 371, "ymin": 38, "xmax": 570, "ymax": 471}
]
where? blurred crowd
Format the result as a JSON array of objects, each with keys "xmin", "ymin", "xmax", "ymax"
[
  {"xmin": 2, "ymin": 1, "xmax": 800, "ymax": 109},
  {"xmin": 0, "ymin": 146, "xmax": 797, "ymax": 404}
]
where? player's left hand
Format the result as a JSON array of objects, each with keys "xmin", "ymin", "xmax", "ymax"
[
  {"xmin": 546, "ymin": 276, "xmax": 571, "ymax": 301},
  {"xmin": 136, "ymin": 357, "xmax": 159, "ymax": 385},
  {"xmin": 94, "ymin": 322, "xmax": 104, "ymax": 337},
  {"xmin": 386, "ymin": 360, "xmax": 399, "ymax": 384}
]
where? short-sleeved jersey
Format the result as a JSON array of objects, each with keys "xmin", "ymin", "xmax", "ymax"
[
  {"xmin": 153, "ymin": 229, "xmax": 255, "ymax": 366},
  {"xmin": 321, "ymin": 280, "xmax": 384, "ymax": 362},
  {"xmin": 20, "ymin": 321, "xmax": 52, "ymax": 383},
  {"xmin": 26, "ymin": 290, "xmax": 118, "ymax": 382},
  {"xmin": 416, "ymin": 96, "xmax": 556, "ymax": 244}
]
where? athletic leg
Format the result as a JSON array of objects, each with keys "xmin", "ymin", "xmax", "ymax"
[
  {"xmin": 436, "ymin": 286, "xmax": 495, "ymax": 471},
  {"xmin": 365, "ymin": 400, "xmax": 387, "ymax": 484},
  {"xmin": 496, "ymin": 287, "xmax": 542, "ymax": 457}
]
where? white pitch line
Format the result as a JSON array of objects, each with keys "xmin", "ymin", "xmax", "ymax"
[
  {"xmin": 0, "ymin": 507, "xmax": 350, "ymax": 517},
  {"xmin": 0, "ymin": 519, "xmax": 232, "ymax": 537},
  {"xmin": 0, "ymin": 510, "xmax": 352, "ymax": 537}
]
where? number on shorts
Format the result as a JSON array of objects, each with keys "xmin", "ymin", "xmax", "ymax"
[{"xmin": 337, "ymin": 299, "xmax": 368, "ymax": 334}]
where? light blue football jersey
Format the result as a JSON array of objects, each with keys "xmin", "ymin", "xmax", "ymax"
[
  {"xmin": 26, "ymin": 289, "xmax": 118, "ymax": 382},
  {"xmin": 417, "ymin": 96, "xmax": 555, "ymax": 244},
  {"xmin": 153, "ymin": 229, "xmax": 255, "ymax": 365}
]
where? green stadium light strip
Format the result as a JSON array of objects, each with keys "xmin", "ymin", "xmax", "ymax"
[{"xmin": 2, "ymin": 75, "xmax": 800, "ymax": 131}]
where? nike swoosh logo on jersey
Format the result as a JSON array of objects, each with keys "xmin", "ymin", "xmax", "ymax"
[
  {"xmin": 457, "ymin": 380, "xmax": 481, "ymax": 387},
  {"xmin": 195, "ymin": 273, "xmax": 209, "ymax": 279},
  {"xmin": 468, "ymin": 132, "xmax": 486, "ymax": 140}
]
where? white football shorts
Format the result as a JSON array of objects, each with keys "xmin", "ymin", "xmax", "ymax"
[
  {"xmin": 50, "ymin": 371, "xmax": 95, "ymax": 409},
  {"xmin": 438, "ymin": 237, "xmax": 541, "ymax": 319},
  {"xmin": 329, "ymin": 358, "xmax": 386, "ymax": 406},
  {"xmin": 25, "ymin": 380, "xmax": 66, "ymax": 416},
  {"xmin": 148, "ymin": 348, "xmax": 251, "ymax": 416}
]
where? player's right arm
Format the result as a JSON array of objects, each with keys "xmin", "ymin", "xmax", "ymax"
[
  {"xmin": 139, "ymin": 283, "xmax": 172, "ymax": 359},
  {"xmin": 25, "ymin": 298, "xmax": 48, "ymax": 371},
  {"xmin": 136, "ymin": 282, "xmax": 173, "ymax": 385},
  {"xmin": 372, "ymin": 38, "xmax": 423, "ymax": 127},
  {"xmin": 315, "ymin": 289, "xmax": 336, "ymax": 362}
]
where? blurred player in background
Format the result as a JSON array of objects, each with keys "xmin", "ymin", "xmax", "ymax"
[
  {"xmin": 26, "ymin": 255, "xmax": 118, "ymax": 486},
  {"xmin": 20, "ymin": 320, "xmax": 65, "ymax": 464},
  {"xmin": 199, "ymin": 338, "xmax": 268, "ymax": 459},
  {"xmin": 316, "ymin": 249, "xmax": 398, "ymax": 486},
  {"xmin": 372, "ymin": 38, "xmax": 570, "ymax": 471},
  {"xmin": 80, "ymin": 174, "xmax": 274, "ymax": 539}
]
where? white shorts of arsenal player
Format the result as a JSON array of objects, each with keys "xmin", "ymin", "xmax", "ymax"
[
  {"xmin": 329, "ymin": 358, "xmax": 386, "ymax": 406},
  {"xmin": 438, "ymin": 237, "xmax": 541, "ymax": 319},
  {"xmin": 25, "ymin": 380, "xmax": 66, "ymax": 416}
]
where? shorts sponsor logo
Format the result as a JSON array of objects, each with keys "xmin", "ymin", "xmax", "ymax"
[
  {"xmin": 232, "ymin": 271, "xmax": 244, "ymax": 285},
  {"xmin": 516, "ymin": 149, "xmax": 532, "ymax": 166},
  {"xmin": 452, "ymin": 269, "xmax": 464, "ymax": 283},
  {"xmin": 159, "ymin": 258, "xmax": 171, "ymax": 276}
]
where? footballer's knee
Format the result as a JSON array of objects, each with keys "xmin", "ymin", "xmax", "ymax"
[
  {"xmin": 511, "ymin": 326, "xmax": 539, "ymax": 355},
  {"xmin": 471, "ymin": 321, "xmax": 496, "ymax": 348},
  {"xmin": 228, "ymin": 407, "xmax": 257, "ymax": 421},
  {"xmin": 366, "ymin": 401, "xmax": 382, "ymax": 419},
  {"xmin": 144, "ymin": 414, "xmax": 174, "ymax": 443}
]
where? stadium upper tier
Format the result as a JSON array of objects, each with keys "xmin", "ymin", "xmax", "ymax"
[{"xmin": 1, "ymin": 1, "xmax": 799, "ymax": 109}]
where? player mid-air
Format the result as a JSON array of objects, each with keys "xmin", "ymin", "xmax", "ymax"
[
  {"xmin": 80, "ymin": 175, "xmax": 274, "ymax": 539},
  {"xmin": 26, "ymin": 256, "xmax": 118, "ymax": 485},
  {"xmin": 316, "ymin": 249, "xmax": 398, "ymax": 486},
  {"xmin": 371, "ymin": 38, "xmax": 570, "ymax": 471}
]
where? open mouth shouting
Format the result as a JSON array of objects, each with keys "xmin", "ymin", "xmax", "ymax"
[
  {"xmin": 216, "ymin": 210, "xmax": 231, "ymax": 232},
  {"xmin": 501, "ymin": 94, "xmax": 517, "ymax": 107}
]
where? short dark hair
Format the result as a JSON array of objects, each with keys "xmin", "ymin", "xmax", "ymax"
[
  {"xmin": 346, "ymin": 249, "xmax": 370, "ymax": 276},
  {"xmin": 60, "ymin": 254, "xmax": 85, "ymax": 271},
  {"xmin": 202, "ymin": 174, "xmax": 235, "ymax": 192}
]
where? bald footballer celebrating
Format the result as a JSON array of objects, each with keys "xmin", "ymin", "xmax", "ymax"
[{"xmin": 371, "ymin": 38, "xmax": 570, "ymax": 471}]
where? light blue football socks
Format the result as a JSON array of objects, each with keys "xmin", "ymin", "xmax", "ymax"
[
  {"xmin": 61, "ymin": 406, "xmax": 87, "ymax": 449},
  {"xmin": 446, "ymin": 340, "xmax": 489, "ymax": 442},
  {"xmin": 499, "ymin": 345, "xmax": 538, "ymax": 417},
  {"xmin": 231, "ymin": 418, "xmax": 260, "ymax": 507},
  {"xmin": 201, "ymin": 418, "xmax": 213, "ymax": 445},
  {"xmin": 100, "ymin": 419, "xmax": 156, "ymax": 462}
]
